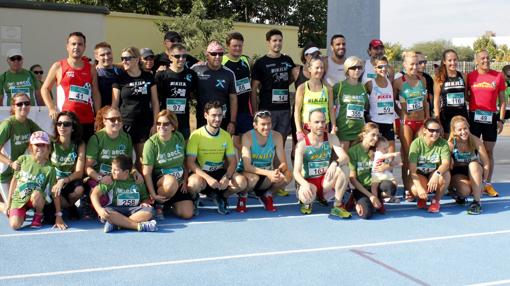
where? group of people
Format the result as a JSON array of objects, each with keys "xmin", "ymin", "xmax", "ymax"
[{"xmin": 0, "ymin": 28, "xmax": 508, "ymax": 233}]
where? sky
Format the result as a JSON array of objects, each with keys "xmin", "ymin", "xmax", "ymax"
[{"xmin": 380, "ymin": 0, "xmax": 510, "ymax": 48}]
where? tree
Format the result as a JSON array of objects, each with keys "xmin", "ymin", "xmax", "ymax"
[
  {"xmin": 410, "ymin": 40, "xmax": 452, "ymax": 61},
  {"xmin": 384, "ymin": 42, "xmax": 404, "ymax": 62},
  {"xmin": 455, "ymin": 46, "xmax": 474, "ymax": 62},
  {"xmin": 473, "ymin": 35, "xmax": 498, "ymax": 60}
]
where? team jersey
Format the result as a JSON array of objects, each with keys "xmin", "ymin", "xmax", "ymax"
[
  {"xmin": 439, "ymin": 71, "xmax": 467, "ymax": 112},
  {"xmin": 10, "ymin": 154, "xmax": 56, "ymax": 209},
  {"xmin": 0, "ymin": 116, "xmax": 41, "ymax": 183},
  {"xmin": 399, "ymin": 76, "xmax": 427, "ymax": 114},
  {"xmin": 348, "ymin": 143, "xmax": 372, "ymax": 188},
  {"xmin": 302, "ymin": 81, "xmax": 330, "ymax": 124},
  {"xmin": 302, "ymin": 134, "xmax": 331, "ymax": 179},
  {"xmin": 56, "ymin": 59, "xmax": 95, "ymax": 124},
  {"xmin": 334, "ymin": 80, "xmax": 369, "ymax": 141},
  {"xmin": 222, "ymin": 55, "xmax": 251, "ymax": 114},
  {"xmin": 467, "ymin": 70, "xmax": 505, "ymax": 112},
  {"xmin": 368, "ymin": 77, "xmax": 395, "ymax": 124},
  {"xmin": 99, "ymin": 177, "xmax": 149, "ymax": 207},
  {"xmin": 409, "ymin": 137, "xmax": 450, "ymax": 175},
  {"xmin": 142, "ymin": 132, "xmax": 186, "ymax": 181},
  {"xmin": 113, "ymin": 71, "xmax": 156, "ymax": 125},
  {"xmin": 187, "ymin": 126, "xmax": 235, "ymax": 172},
  {"xmin": 451, "ymin": 138, "xmax": 479, "ymax": 166},
  {"xmin": 0, "ymin": 69, "xmax": 40, "ymax": 106},
  {"xmin": 324, "ymin": 56, "xmax": 345, "ymax": 87},
  {"xmin": 86, "ymin": 129, "xmax": 133, "ymax": 175},
  {"xmin": 97, "ymin": 66, "xmax": 123, "ymax": 107},
  {"xmin": 51, "ymin": 141, "xmax": 79, "ymax": 180},
  {"xmin": 252, "ymin": 54, "xmax": 295, "ymax": 110}
]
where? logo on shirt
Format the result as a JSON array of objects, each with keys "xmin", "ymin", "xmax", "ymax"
[
  {"xmin": 185, "ymin": 74, "xmax": 192, "ymax": 82},
  {"xmin": 216, "ymin": 79, "xmax": 226, "ymax": 88},
  {"xmin": 473, "ymin": 81, "xmax": 496, "ymax": 89},
  {"xmin": 66, "ymin": 71, "xmax": 75, "ymax": 78}
]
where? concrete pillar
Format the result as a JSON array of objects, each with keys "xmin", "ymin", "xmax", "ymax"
[{"xmin": 327, "ymin": 0, "xmax": 380, "ymax": 58}]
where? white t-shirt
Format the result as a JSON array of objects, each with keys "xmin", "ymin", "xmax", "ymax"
[
  {"xmin": 325, "ymin": 56, "xmax": 345, "ymax": 86},
  {"xmin": 368, "ymin": 78, "xmax": 396, "ymax": 124}
]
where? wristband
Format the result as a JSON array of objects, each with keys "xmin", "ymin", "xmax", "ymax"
[
  {"xmin": 435, "ymin": 171, "xmax": 441, "ymax": 177},
  {"xmin": 55, "ymin": 212, "xmax": 63, "ymax": 217}
]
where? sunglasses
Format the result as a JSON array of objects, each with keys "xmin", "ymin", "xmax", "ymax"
[
  {"xmin": 9, "ymin": 56, "xmax": 22, "ymax": 61},
  {"xmin": 33, "ymin": 71, "xmax": 44, "ymax": 75},
  {"xmin": 418, "ymin": 60, "xmax": 428, "ymax": 65},
  {"xmin": 56, "ymin": 121, "xmax": 73, "ymax": 127},
  {"xmin": 254, "ymin": 110, "xmax": 271, "ymax": 118},
  {"xmin": 427, "ymin": 128, "xmax": 441, "ymax": 133},
  {"xmin": 105, "ymin": 117, "xmax": 122, "ymax": 123},
  {"xmin": 143, "ymin": 55, "xmax": 155, "ymax": 60},
  {"xmin": 348, "ymin": 65, "xmax": 363, "ymax": 71},
  {"xmin": 172, "ymin": 54, "xmax": 187, "ymax": 59},
  {"xmin": 15, "ymin": 101, "xmax": 30, "ymax": 107},
  {"xmin": 121, "ymin": 56, "xmax": 134, "ymax": 62},
  {"xmin": 156, "ymin": 121, "xmax": 171, "ymax": 127},
  {"xmin": 376, "ymin": 64, "xmax": 388, "ymax": 69},
  {"xmin": 209, "ymin": 52, "xmax": 224, "ymax": 57}
]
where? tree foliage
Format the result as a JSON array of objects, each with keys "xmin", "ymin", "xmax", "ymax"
[
  {"xmin": 473, "ymin": 35, "xmax": 498, "ymax": 60},
  {"xmin": 383, "ymin": 42, "xmax": 404, "ymax": 62}
]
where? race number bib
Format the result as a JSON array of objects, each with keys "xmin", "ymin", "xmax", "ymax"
[
  {"xmin": 55, "ymin": 168, "xmax": 71, "ymax": 180},
  {"xmin": 161, "ymin": 166, "xmax": 184, "ymax": 180},
  {"xmin": 406, "ymin": 97, "xmax": 423, "ymax": 112},
  {"xmin": 346, "ymin": 104, "xmax": 364, "ymax": 120},
  {"xmin": 235, "ymin": 77, "xmax": 251, "ymax": 94},
  {"xmin": 308, "ymin": 161, "xmax": 329, "ymax": 177},
  {"xmin": 99, "ymin": 163, "xmax": 112, "ymax": 175},
  {"xmin": 377, "ymin": 101, "xmax": 394, "ymax": 115},
  {"xmin": 116, "ymin": 192, "xmax": 140, "ymax": 207},
  {"xmin": 202, "ymin": 161, "xmax": 223, "ymax": 172},
  {"xmin": 69, "ymin": 85, "xmax": 91, "ymax": 103},
  {"xmin": 17, "ymin": 182, "xmax": 40, "ymax": 199},
  {"xmin": 367, "ymin": 73, "xmax": 376, "ymax": 79},
  {"xmin": 166, "ymin": 98, "xmax": 186, "ymax": 114},
  {"xmin": 272, "ymin": 89, "xmax": 288, "ymax": 103},
  {"xmin": 446, "ymin": 92, "xmax": 464, "ymax": 107},
  {"xmin": 474, "ymin": 110, "xmax": 493, "ymax": 124},
  {"xmin": 10, "ymin": 87, "xmax": 30, "ymax": 96},
  {"xmin": 417, "ymin": 163, "xmax": 436, "ymax": 174}
]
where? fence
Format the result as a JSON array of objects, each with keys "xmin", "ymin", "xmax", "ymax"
[{"xmin": 390, "ymin": 61, "xmax": 510, "ymax": 75}]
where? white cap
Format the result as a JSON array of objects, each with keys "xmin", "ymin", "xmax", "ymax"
[
  {"xmin": 6, "ymin": 49, "xmax": 23, "ymax": 58},
  {"xmin": 304, "ymin": 47, "xmax": 320, "ymax": 56}
]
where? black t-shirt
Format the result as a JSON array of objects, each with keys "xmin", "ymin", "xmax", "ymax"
[
  {"xmin": 153, "ymin": 53, "xmax": 199, "ymax": 73},
  {"xmin": 97, "ymin": 66, "xmax": 123, "ymax": 107},
  {"xmin": 155, "ymin": 68, "xmax": 198, "ymax": 131},
  {"xmin": 192, "ymin": 63, "xmax": 236, "ymax": 124},
  {"xmin": 113, "ymin": 71, "xmax": 156, "ymax": 124},
  {"xmin": 423, "ymin": 72, "xmax": 434, "ymax": 115},
  {"xmin": 252, "ymin": 54, "xmax": 295, "ymax": 110},
  {"xmin": 222, "ymin": 55, "xmax": 251, "ymax": 114}
]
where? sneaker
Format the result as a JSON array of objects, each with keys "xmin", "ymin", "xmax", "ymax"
[
  {"xmin": 275, "ymin": 188, "xmax": 289, "ymax": 197},
  {"xmin": 104, "ymin": 221, "xmax": 115, "ymax": 233},
  {"xmin": 467, "ymin": 201, "xmax": 482, "ymax": 215},
  {"xmin": 455, "ymin": 196, "xmax": 467, "ymax": 205},
  {"xmin": 138, "ymin": 220, "xmax": 158, "ymax": 232},
  {"xmin": 428, "ymin": 199, "xmax": 440, "ymax": 213},
  {"xmin": 299, "ymin": 202, "xmax": 312, "ymax": 215},
  {"xmin": 417, "ymin": 199, "xmax": 428, "ymax": 209},
  {"xmin": 484, "ymin": 184, "xmax": 499, "ymax": 197},
  {"xmin": 30, "ymin": 213, "xmax": 43, "ymax": 228},
  {"xmin": 315, "ymin": 197, "xmax": 329, "ymax": 207},
  {"xmin": 405, "ymin": 191, "xmax": 416, "ymax": 202},
  {"xmin": 213, "ymin": 194, "xmax": 230, "ymax": 215},
  {"xmin": 330, "ymin": 206, "xmax": 352, "ymax": 218},
  {"xmin": 259, "ymin": 195, "xmax": 277, "ymax": 212},
  {"xmin": 236, "ymin": 196, "xmax": 247, "ymax": 213}
]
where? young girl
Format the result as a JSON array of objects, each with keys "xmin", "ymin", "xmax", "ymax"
[{"xmin": 371, "ymin": 137, "xmax": 400, "ymax": 203}]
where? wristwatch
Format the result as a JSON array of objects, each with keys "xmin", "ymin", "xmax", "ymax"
[
  {"xmin": 55, "ymin": 212, "xmax": 63, "ymax": 217},
  {"xmin": 97, "ymin": 175, "xmax": 103, "ymax": 182},
  {"xmin": 435, "ymin": 171, "xmax": 442, "ymax": 177}
]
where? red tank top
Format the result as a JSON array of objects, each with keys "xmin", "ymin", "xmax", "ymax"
[{"xmin": 56, "ymin": 59, "xmax": 94, "ymax": 123}]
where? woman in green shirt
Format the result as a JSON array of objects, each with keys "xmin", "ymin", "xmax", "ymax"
[
  {"xmin": 334, "ymin": 56, "xmax": 369, "ymax": 152},
  {"xmin": 142, "ymin": 110, "xmax": 193, "ymax": 220},
  {"xmin": 0, "ymin": 93, "xmax": 40, "ymax": 212}
]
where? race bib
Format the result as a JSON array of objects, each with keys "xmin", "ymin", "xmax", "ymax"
[
  {"xmin": 406, "ymin": 97, "xmax": 423, "ymax": 112},
  {"xmin": 56, "ymin": 168, "xmax": 71, "ymax": 180},
  {"xmin": 116, "ymin": 192, "xmax": 140, "ymax": 207},
  {"xmin": 17, "ymin": 182, "xmax": 40, "ymax": 199},
  {"xmin": 474, "ymin": 110, "xmax": 493, "ymax": 124},
  {"xmin": 161, "ymin": 166, "xmax": 184, "ymax": 180},
  {"xmin": 272, "ymin": 89, "xmax": 288, "ymax": 103},
  {"xmin": 69, "ymin": 85, "xmax": 91, "ymax": 103},
  {"xmin": 417, "ymin": 163, "xmax": 436, "ymax": 174},
  {"xmin": 346, "ymin": 104, "xmax": 364, "ymax": 120},
  {"xmin": 308, "ymin": 161, "xmax": 329, "ymax": 177},
  {"xmin": 222, "ymin": 104, "xmax": 227, "ymax": 117},
  {"xmin": 235, "ymin": 77, "xmax": 251, "ymax": 94},
  {"xmin": 446, "ymin": 92, "xmax": 464, "ymax": 107},
  {"xmin": 455, "ymin": 152, "xmax": 473, "ymax": 164},
  {"xmin": 99, "ymin": 163, "xmax": 112, "ymax": 175},
  {"xmin": 367, "ymin": 73, "xmax": 377, "ymax": 79},
  {"xmin": 377, "ymin": 101, "xmax": 394, "ymax": 115},
  {"xmin": 10, "ymin": 87, "xmax": 30, "ymax": 96},
  {"xmin": 166, "ymin": 98, "xmax": 186, "ymax": 114},
  {"xmin": 202, "ymin": 161, "xmax": 223, "ymax": 172}
]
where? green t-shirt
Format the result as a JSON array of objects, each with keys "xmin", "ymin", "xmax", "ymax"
[
  {"xmin": 99, "ymin": 177, "xmax": 149, "ymax": 207},
  {"xmin": 86, "ymin": 129, "xmax": 133, "ymax": 175},
  {"xmin": 142, "ymin": 132, "xmax": 186, "ymax": 181},
  {"xmin": 505, "ymin": 80, "xmax": 510, "ymax": 98},
  {"xmin": 51, "ymin": 142, "xmax": 79, "ymax": 179},
  {"xmin": 0, "ymin": 69, "xmax": 40, "ymax": 106},
  {"xmin": 186, "ymin": 126, "xmax": 235, "ymax": 171},
  {"xmin": 334, "ymin": 80, "xmax": 369, "ymax": 141},
  {"xmin": 348, "ymin": 143, "xmax": 373, "ymax": 188},
  {"xmin": 0, "ymin": 116, "xmax": 41, "ymax": 183},
  {"xmin": 409, "ymin": 137, "xmax": 450, "ymax": 174},
  {"xmin": 10, "ymin": 155, "xmax": 56, "ymax": 209}
]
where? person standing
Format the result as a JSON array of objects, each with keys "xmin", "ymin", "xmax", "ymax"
[
  {"xmin": 94, "ymin": 42, "xmax": 122, "ymax": 107},
  {"xmin": 0, "ymin": 49, "xmax": 42, "ymax": 106}
]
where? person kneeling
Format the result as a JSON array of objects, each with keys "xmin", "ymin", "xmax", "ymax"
[{"xmin": 91, "ymin": 155, "xmax": 157, "ymax": 233}]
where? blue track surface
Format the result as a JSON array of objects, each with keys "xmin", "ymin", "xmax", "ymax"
[{"xmin": 1, "ymin": 183, "xmax": 509, "ymax": 286}]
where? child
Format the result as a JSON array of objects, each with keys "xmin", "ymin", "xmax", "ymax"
[
  {"xmin": 371, "ymin": 137, "xmax": 401, "ymax": 203},
  {"xmin": 91, "ymin": 154, "xmax": 157, "ymax": 233}
]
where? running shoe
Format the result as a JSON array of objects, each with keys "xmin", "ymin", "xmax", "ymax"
[
  {"xmin": 484, "ymin": 184, "xmax": 499, "ymax": 197},
  {"xmin": 30, "ymin": 213, "xmax": 43, "ymax": 228},
  {"xmin": 417, "ymin": 199, "xmax": 428, "ymax": 209},
  {"xmin": 275, "ymin": 188, "xmax": 289, "ymax": 197},
  {"xmin": 300, "ymin": 202, "xmax": 312, "ymax": 215},
  {"xmin": 259, "ymin": 195, "xmax": 277, "ymax": 212},
  {"xmin": 236, "ymin": 196, "xmax": 247, "ymax": 213},
  {"xmin": 138, "ymin": 220, "xmax": 158, "ymax": 232},
  {"xmin": 316, "ymin": 197, "xmax": 329, "ymax": 207},
  {"xmin": 104, "ymin": 221, "xmax": 115, "ymax": 233},
  {"xmin": 330, "ymin": 206, "xmax": 352, "ymax": 218},
  {"xmin": 467, "ymin": 201, "xmax": 482, "ymax": 215},
  {"xmin": 455, "ymin": 196, "xmax": 467, "ymax": 205},
  {"xmin": 213, "ymin": 194, "xmax": 230, "ymax": 215},
  {"xmin": 428, "ymin": 199, "xmax": 440, "ymax": 213}
]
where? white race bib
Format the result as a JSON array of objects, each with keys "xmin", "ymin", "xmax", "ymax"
[
  {"xmin": 202, "ymin": 161, "xmax": 223, "ymax": 172},
  {"xmin": 272, "ymin": 89, "xmax": 288, "ymax": 103},
  {"xmin": 116, "ymin": 192, "xmax": 140, "ymax": 207},
  {"xmin": 69, "ymin": 85, "xmax": 91, "ymax": 103},
  {"xmin": 406, "ymin": 97, "xmax": 423, "ymax": 112},
  {"xmin": 376, "ymin": 101, "xmax": 394, "ymax": 115},
  {"xmin": 346, "ymin": 104, "xmax": 364, "ymax": 120},
  {"xmin": 235, "ymin": 77, "xmax": 251, "ymax": 94},
  {"xmin": 166, "ymin": 98, "xmax": 186, "ymax": 114},
  {"xmin": 474, "ymin": 110, "xmax": 493, "ymax": 124},
  {"xmin": 446, "ymin": 92, "xmax": 464, "ymax": 107},
  {"xmin": 308, "ymin": 161, "xmax": 329, "ymax": 177},
  {"xmin": 161, "ymin": 167, "xmax": 184, "ymax": 180}
]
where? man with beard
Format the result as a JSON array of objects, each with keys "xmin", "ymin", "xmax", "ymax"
[
  {"xmin": 324, "ymin": 34, "xmax": 347, "ymax": 86},
  {"xmin": 362, "ymin": 39, "xmax": 395, "ymax": 83}
]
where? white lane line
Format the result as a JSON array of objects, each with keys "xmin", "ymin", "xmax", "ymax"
[
  {"xmin": 467, "ymin": 279, "xmax": 510, "ymax": 286},
  {"xmin": 0, "ymin": 229, "xmax": 509, "ymax": 281},
  {"xmin": 0, "ymin": 229, "xmax": 87, "ymax": 238}
]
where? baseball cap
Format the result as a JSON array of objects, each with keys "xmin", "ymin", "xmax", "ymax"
[
  {"xmin": 140, "ymin": 48, "xmax": 154, "ymax": 58},
  {"xmin": 6, "ymin": 49, "xmax": 23, "ymax": 58},
  {"xmin": 369, "ymin": 39, "xmax": 384, "ymax": 49},
  {"xmin": 304, "ymin": 47, "xmax": 320, "ymax": 55},
  {"xmin": 30, "ymin": 131, "xmax": 50, "ymax": 145},
  {"xmin": 164, "ymin": 31, "xmax": 182, "ymax": 42}
]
